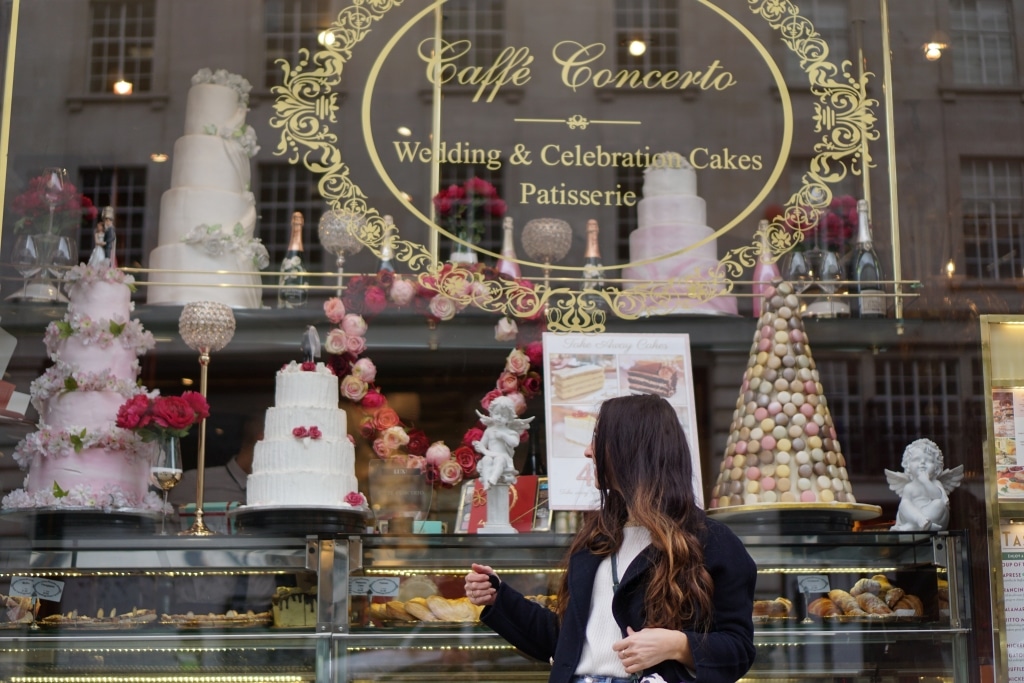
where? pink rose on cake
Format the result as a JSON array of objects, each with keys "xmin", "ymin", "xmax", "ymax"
[{"xmin": 344, "ymin": 491, "xmax": 367, "ymax": 507}]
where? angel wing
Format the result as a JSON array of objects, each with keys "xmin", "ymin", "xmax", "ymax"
[
  {"xmin": 509, "ymin": 415, "xmax": 535, "ymax": 432},
  {"xmin": 937, "ymin": 464, "xmax": 965, "ymax": 494},
  {"xmin": 476, "ymin": 410, "xmax": 496, "ymax": 427},
  {"xmin": 884, "ymin": 469, "xmax": 912, "ymax": 497}
]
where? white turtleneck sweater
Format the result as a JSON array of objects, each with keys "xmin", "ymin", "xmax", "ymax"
[{"xmin": 575, "ymin": 525, "xmax": 652, "ymax": 677}]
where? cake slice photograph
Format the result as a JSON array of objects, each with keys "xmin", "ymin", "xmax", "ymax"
[{"xmin": 619, "ymin": 356, "xmax": 685, "ymax": 402}]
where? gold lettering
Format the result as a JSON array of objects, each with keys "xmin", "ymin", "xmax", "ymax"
[
  {"xmin": 520, "ymin": 181, "xmax": 637, "ymax": 207},
  {"xmin": 418, "ymin": 39, "xmax": 533, "ymax": 102},
  {"xmin": 552, "ymin": 41, "xmax": 736, "ymax": 93}
]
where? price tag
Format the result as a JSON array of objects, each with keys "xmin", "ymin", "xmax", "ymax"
[
  {"xmin": 349, "ymin": 576, "xmax": 400, "ymax": 597},
  {"xmin": 797, "ymin": 575, "xmax": 830, "ymax": 594},
  {"xmin": 9, "ymin": 576, "xmax": 64, "ymax": 601}
]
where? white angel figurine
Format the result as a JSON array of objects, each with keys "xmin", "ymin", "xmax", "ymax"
[
  {"xmin": 473, "ymin": 396, "xmax": 534, "ymax": 491},
  {"xmin": 885, "ymin": 438, "xmax": 964, "ymax": 531}
]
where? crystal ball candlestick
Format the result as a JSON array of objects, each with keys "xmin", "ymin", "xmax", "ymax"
[
  {"xmin": 319, "ymin": 209, "xmax": 366, "ymax": 295},
  {"xmin": 522, "ymin": 218, "xmax": 572, "ymax": 289},
  {"xmin": 178, "ymin": 301, "xmax": 236, "ymax": 536}
]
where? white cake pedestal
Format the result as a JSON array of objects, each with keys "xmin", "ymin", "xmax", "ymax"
[{"xmin": 478, "ymin": 476, "xmax": 518, "ymax": 535}]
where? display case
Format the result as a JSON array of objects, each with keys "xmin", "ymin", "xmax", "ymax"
[{"xmin": 0, "ymin": 528, "xmax": 973, "ymax": 683}]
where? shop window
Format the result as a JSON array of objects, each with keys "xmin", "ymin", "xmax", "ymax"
[
  {"xmin": 256, "ymin": 162, "xmax": 326, "ymax": 273},
  {"xmin": 264, "ymin": 0, "xmax": 333, "ymax": 89},
  {"xmin": 950, "ymin": 0, "xmax": 1018, "ymax": 86},
  {"xmin": 614, "ymin": 166, "xmax": 644, "ymax": 263},
  {"xmin": 78, "ymin": 167, "xmax": 147, "ymax": 269},
  {"xmin": 783, "ymin": 0, "xmax": 849, "ymax": 84},
  {"xmin": 613, "ymin": 0, "xmax": 678, "ymax": 73},
  {"xmin": 87, "ymin": 0, "xmax": 155, "ymax": 94},
  {"xmin": 441, "ymin": 0, "xmax": 505, "ymax": 68},
  {"xmin": 438, "ymin": 164, "xmax": 505, "ymax": 254},
  {"xmin": 870, "ymin": 357, "xmax": 965, "ymax": 466},
  {"xmin": 960, "ymin": 158, "xmax": 1024, "ymax": 280},
  {"xmin": 815, "ymin": 357, "xmax": 864, "ymax": 464}
]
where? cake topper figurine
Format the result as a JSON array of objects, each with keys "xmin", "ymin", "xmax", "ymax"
[
  {"xmin": 301, "ymin": 325, "xmax": 321, "ymax": 363},
  {"xmin": 885, "ymin": 438, "xmax": 964, "ymax": 531},
  {"xmin": 91, "ymin": 206, "xmax": 117, "ymax": 267},
  {"xmin": 474, "ymin": 396, "xmax": 534, "ymax": 491}
]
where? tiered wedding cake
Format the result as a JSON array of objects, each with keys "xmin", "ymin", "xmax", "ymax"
[
  {"xmin": 2, "ymin": 260, "xmax": 159, "ymax": 510},
  {"xmin": 146, "ymin": 68, "xmax": 268, "ymax": 309},
  {"xmin": 246, "ymin": 362, "xmax": 359, "ymax": 507},
  {"xmin": 623, "ymin": 152, "xmax": 737, "ymax": 315}
]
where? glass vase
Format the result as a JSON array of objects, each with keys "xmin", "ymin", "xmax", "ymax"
[
  {"xmin": 151, "ymin": 435, "xmax": 183, "ymax": 534},
  {"xmin": 449, "ymin": 232, "xmax": 478, "ymax": 265}
]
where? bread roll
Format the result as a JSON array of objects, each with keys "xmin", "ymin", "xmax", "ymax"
[
  {"xmin": 369, "ymin": 602, "xmax": 388, "ymax": 621},
  {"xmin": 807, "ymin": 597, "xmax": 841, "ymax": 618},
  {"xmin": 883, "ymin": 587, "xmax": 905, "ymax": 609},
  {"xmin": 828, "ymin": 589, "xmax": 868, "ymax": 615},
  {"xmin": 403, "ymin": 597, "xmax": 438, "ymax": 621},
  {"xmin": 752, "ymin": 600, "xmax": 772, "ymax": 617},
  {"xmin": 895, "ymin": 594, "xmax": 924, "ymax": 616},
  {"xmin": 871, "ymin": 574, "xmax": 895, "ymax": 593},
  {"xmin": 384, "ymin": 600, "xmax": 417, "ymax": 621},
  {"xmin": 849, "ymin": 578, "xmax": 882, "ymax": 596},
  {"xmin": 769, "ymin": 597, "xmax": 793, "ymax": 617},
  {"xmin": 855, "ymin": 592, "xmax": 893, "ymax": 615}
]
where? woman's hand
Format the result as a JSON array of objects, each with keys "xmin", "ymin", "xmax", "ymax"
[
  {"xmin": 612, "ymin": 626, "xmax": 692, "ymax": 674},
  {"xmin": 464, "ymin": 563, "xmax": 498, "ymax": 606}
]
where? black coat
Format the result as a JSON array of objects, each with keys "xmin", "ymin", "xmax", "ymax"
[{"xmin": 481, "ymin": 516, "xmax": 756, "ymax": 683}]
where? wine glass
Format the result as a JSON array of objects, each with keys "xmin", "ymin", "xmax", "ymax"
[
  {"xmin": 40, "ymin": 167, "xmax": 67, "ymax": 233},
  {"xmin": 151, "ymin": 437, "xmax": 183, "ymax": 535},
  {"xmin": 783, "ymin": 250, "xmax": 812, "ymax": 293},
  {"xmin": 48, "ymin": 235, "xmax": 78, "ymax": 302},
  {"xmin": 8, "ymin": 234, "xmax": 42, "ymax": 301},
  {"xmin": 817, "ymin": 250, "xmax": 849, "ymax": 317}
]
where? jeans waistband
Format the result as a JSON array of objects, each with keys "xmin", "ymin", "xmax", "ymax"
[{"xmin": 571, "ymin": 676, "xmax": 636, "ymax": 683}]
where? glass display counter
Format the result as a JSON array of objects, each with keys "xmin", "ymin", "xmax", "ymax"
[{"xmin": 0, "ymin": 528, "xmax": 973, "ymax": 683}]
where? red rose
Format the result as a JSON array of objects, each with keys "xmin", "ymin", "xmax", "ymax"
[
  {"xmin": 116, "ymin": 394, "xmax": 152, "ymax": 430},
  {"xmin": 374, "ymin": 407, "xmax": 401, "ymax": 431},
  {"xmin": 524, "ymin": 342, "xmax": 544, "ymax": 369},
  {"xmin": 363, "ymin": 286, "xmax": 388, "ymax": 317},
  {"xmin": 423, "ymin": 464, "xmax": 440, "ymax": 484},
  {"xmin": 359, "ymin": 418, "xmax": 377, "ymax": 440},
  {"xmin": 360, "ymin": 390, "xmax": 387, "ymax": 410},
  {"xmin": 151, "ymin": 396, "xmax": 196, "ymax": 431},
  {"xmin": 181, "ymin": 391, "xmax": 210, "ymax": 421},
  {"xmin": 377, "ymin": 270, "xmax": 395, "ymax": 288},
  {"xmin": 446, "ymin": 183, "xmax": 466, "ymax": 200},
  {"xmin": 301, "ymin": 361, "xmax": 317, "ymax": 371},
  {"xmin": 487, "ymin": 198, "xmax": 507, "ymax": 217},
  {"xmin": 520, "ymin": 373, "xmax": 542, "ymax": 399},
  {"xmin": 462, "ymin": 427, "xmax": 484, "ymax": 449},
  {"xmin": 453, "ymin": 446, "xmax": 479, "ymax": 477},
  {"xmin": 406, "ymin": 429, "xmax": 430, "ymax": 456},
  {"xmin": 293, "ymin": 426, "xmax": 309, "ymax": 438}
]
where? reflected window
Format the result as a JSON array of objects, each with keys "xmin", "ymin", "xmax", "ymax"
[
  {"xmin": 950, "ymin": 0, "xmax": 1018, "ymax": 85},
  {"xmin": 264, "ymin": 0, "xmax": 333, "ymax": 89},
  {"xmin": 960, "ymin": 158, "xmax": 1024, "ymax": 280},
  {"xmin": 816, "ymin": 357, "xmax": 863, "ymax": 468},
  {"xmin": 615, "ymin": 166, "xmax": 644, "ymax": 263},
  {"xmin": 87, "ymin": 0, "xmax": 155, "ymax": 94},
  {"xmin": 783, "ymin": 0, "xmax": 849, "ymax": 84},
  {"xmin": 614, "ymin": 0, "xmax": 678, "ymax": 72},
  {"xmin": 441, "ymin": 0, "xmax": 505, "ymax": 68},
  {"xmin": 256, "ymin": 163, "xmax": 326, "ymax": 278},
  {"xmin": 437, "ymin": 164, "xmax": 505, "ymax": 255},
  {"xmin": 79, "ymin": 167, "xmax": 147, "ymax": 269}
]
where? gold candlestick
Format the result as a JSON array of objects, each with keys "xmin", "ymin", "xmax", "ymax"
[{"xmin": 177, "ymin": 301, "xmax": 236, "ymax": 536}]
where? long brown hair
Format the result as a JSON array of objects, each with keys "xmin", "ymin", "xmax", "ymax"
[{"xmin": 555, "ymin": 393, "xmax": 714, "ymax": 631}]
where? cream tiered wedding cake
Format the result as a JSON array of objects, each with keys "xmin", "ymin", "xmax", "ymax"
[
  {"xmin": 2, "ymin": 261, "xmax": 159, "ymax": 510},
  {"xmin": 623, "ymin": 152, "xmax": 737, "ymax": 315},
  {"xmin": 246, "ymin": 362, "xmax": 359, "ymax": 507},
  {"xmin": 146, "ymin": 68, "xmax": 268, "ymax": 309}
]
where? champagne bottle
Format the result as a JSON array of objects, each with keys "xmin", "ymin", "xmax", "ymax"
[
  {"xmin": 851, "ymin": 199, "xmax": 886, "ymax": 318},
  {"xmin": 378, "ymin": 215, "xmax": 396, "ymax": 273},
  {"xmin": 496, "ymin": 216, "xmax": 521, "ymax": 279},
  {"xmin": 583, "ymin": 219, "xmax": 604, "ymax": 290},
  {"xmin": 752, "ymin": 219, "xmax": 781, "ymax": 317},
  {"xmin": 277, "ymin": 211, "xmax": 307, "ymax": 309},
  {"xmin": 521, "ymin": 427, "xmax": 546, "ymax": 476}
]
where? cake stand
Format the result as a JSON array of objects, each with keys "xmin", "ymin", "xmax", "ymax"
[
  {"xmin": 0, "ymin": 506, "xmax": 161, "ymax": 538},
  {"xmin": 229, "ymin": 505, "xmax": 369, "ymax": 537},
  {"xmin": 706, "ymin": 502, "xmax": 882, "ymax": 533}
]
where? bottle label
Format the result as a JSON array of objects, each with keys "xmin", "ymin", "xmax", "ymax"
[{"xmin": 859, "ymin": 291, "xmax": 885, "ymax": 316}]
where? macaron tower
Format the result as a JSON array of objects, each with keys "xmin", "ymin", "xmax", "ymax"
[{"xmin": 709, "ymin": 280, "xmax": 857, "ymax": 510}]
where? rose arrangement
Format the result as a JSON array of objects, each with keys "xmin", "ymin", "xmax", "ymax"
[
  {"xmin": 115, "ymin": 392, "xmax": 210, "ymax": 441},
  {"xmin": 323, "ymin": 272, "xmax": 544, "ymax": 487},
  {"xmin": 11, "ymin": 172, "xmax": 98, "ymax": 235},
  {"xmin": 777, "ymin": 194, "xmax": 858, "ymax": 253},
  {"xmin": 432, "ymin": 177, "xmax": 506, "ymax": 246}
]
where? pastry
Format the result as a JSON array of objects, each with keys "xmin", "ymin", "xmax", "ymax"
[
  {"xmin": 403, "ymin": 597, "xmax": 439, "ymax": 622},
  {"xmin": 894, "ymin": 594, "xmax": 924, "ymax": 616},
  {"xmin": 828, "ymin": 589, "xmax": 867, "ymax": 616},
  {"xmin": 855, "ymin": 592, "xmax": 893, "ymax": 615},
  {"xmin": 807, "ymin": 597, "xmax": 841, "ymax": 618},
  {"xmin": 871, "ymin": 574, "xmax": 895, "ymax": 593},
  {"xmin": 883, "ymin": 587, "xmax": 905, "ymax": 609},
  {"xmin": 384, "ymin": 601, "xmax": 416, "ymax": 622},
  {"xmin": 849, "ymin": 578, "xmax": 881, "ymax": 596}
]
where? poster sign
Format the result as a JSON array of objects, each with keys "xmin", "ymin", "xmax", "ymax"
[
  {"xmin": 542, "ymin": 332, "xmax": 701, "ymax": 510},
  {"xmin": 993, "ymin": 388, "xmax": 1024, "ymax": 499},
  {"xmin": 1002, "ymin": 522, "xmax": 1024, "ymax": 681}
]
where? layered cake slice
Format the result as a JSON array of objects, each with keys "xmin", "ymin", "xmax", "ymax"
[
  {"xmin": 563, "ymin": 410, "xmax": 597, "ymax": 445},
  {"xmin": 627, "ymin": 361, "xmax": 678, "ymax": 397},
  {"xmin": 552, "ymin": 364, "xmax": 605, "ymax": 401}
]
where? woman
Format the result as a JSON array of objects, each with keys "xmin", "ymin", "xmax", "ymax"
[{"xmin": 465, "ymin": 393, "xmax": 756, "ymax": 683}]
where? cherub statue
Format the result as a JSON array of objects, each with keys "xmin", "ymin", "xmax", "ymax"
[
  {"xmin": 885, "ymin": 438, "xmax": 964, "ymax": 531},
  {"xmin": 473, "ymin": 396, "xmax": 534, "ymax": 491}
]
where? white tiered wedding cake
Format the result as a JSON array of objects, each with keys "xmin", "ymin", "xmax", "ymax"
[
  {"xmin": 147, "ymin": 68, "xmax": 268, "ymax": 309},
  {"xmin": 623, "ymin": 152, "xmax": 737, "ymax": 315}
]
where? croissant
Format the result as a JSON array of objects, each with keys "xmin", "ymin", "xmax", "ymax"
[
  {"xmin": 403, "ymin": 597, "xmax": 438, "ymax": 622},
  {"xmin": 871, "ymin": 574, "xmax": 895, "ymax": 593},
  {"xmin": 769, "ymin": 597, "xmax": 793, "ymax": 617},
  {"xmin": 895, "ymin": 594, "xmax": 924, "ymax": 616},
  {"xmin": 828, "ymin": 589, "xmax": 868, "ymax": 616},
  {"xmin": 384, "ymin": 600, "xmax": 417, "ymax": 621},
  {"xmin": 849, "ymin": 578, "xmax": 882, "ymax": 596},
  {"xmin": 855, "ymin": 592, "xmax": 893, "ymax": 615},
  {"xmin": 807, "ymin": 597, "xmax": 841, "ymax": 618},
  {"xmin": 752, "ymin": 600, "xmax": 773, "ymax": 617},
  {"xmin": 369, "ymin": 602, "xmax": 388, "ymax": 622},
  {"xmin": 883, "ymin": 587, "xmax": 905, "ymax": 609}
]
